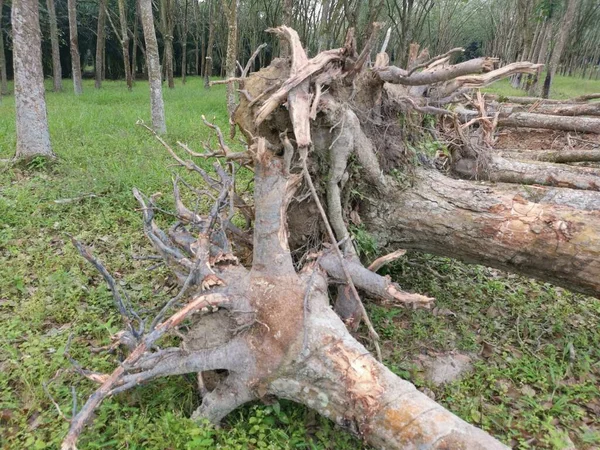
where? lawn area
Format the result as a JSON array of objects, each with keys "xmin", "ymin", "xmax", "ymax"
[
  {"xmin": 1, "ymin": 77, "xmax": 599, "ymax": 449},
  {"xmin": 483, "ymin": 73, "xmax": 600, "ymax": 99}
]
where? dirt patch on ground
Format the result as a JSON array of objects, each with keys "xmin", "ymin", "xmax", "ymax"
[{"xmin": 415, "ymin": 351, "xmax": 475, "ymax": 387}]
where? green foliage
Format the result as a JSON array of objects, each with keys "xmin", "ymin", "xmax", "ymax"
[{"xmin": 483, "ymin": 72, "xmax": 600, "ymax": 100}]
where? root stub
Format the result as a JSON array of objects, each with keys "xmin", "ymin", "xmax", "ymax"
[{"xmin": 61, "ymin": 25, "xmax": 600, "ymax": 450}]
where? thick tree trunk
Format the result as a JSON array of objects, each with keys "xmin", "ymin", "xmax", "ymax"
[
  {"xmin": 60, "ymin": 25, "xmax": 600, "ymax": 450},
  {"xmin": 362, "ymin": 169, "xmax": 600, "ymax": 297},
  {"xmin": 132, "ymin": 4, "xmax": 138, "ymax": 82},
  {"xmin": 67, "ymin": 0, "xmax": 83, "ymax": 95},
  {"xmin": 0, "ymin": 0, "xmax": 8, "ymax": 96},
  {"xmin": 498, "ymin": 112, "xmax": 600, "ymax": 133},
  {"xmin": 12, "ymin": 0, "xmax": 54, "ymax": 159},
  {"xmin": 496, "ymin": 148, "xmax": 600, "ymax": 163},
  {"xmin": 118, "ymin": 0, "xmax": 132, "ymax": 91},
  {"xmin": 453, "ymin": 155, "xmax": 600, "ymax": 191},
  {"xmin": 46, "ymin": 0, "xmax": 63, "ymax": 92},
  {"xmin": 139, "ymin": 0, "xmax": 166, "ymax": 133}
]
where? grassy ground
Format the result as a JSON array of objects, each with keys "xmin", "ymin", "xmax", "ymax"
[
  {"xmin": 1, "ymin": 77, "xmax": 599, "ymax": 449},
  {"xmin": 483, "ymin": 72, "xmax": 600, "ymax": 99}
]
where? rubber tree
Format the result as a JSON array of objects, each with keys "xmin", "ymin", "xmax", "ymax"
[{"xmin": 12, "ymin": 0, "xmax": 54, "ymax": 159}]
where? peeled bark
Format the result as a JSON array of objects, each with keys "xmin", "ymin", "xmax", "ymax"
[
  {"xmin": 46, "ymin": 0, "xmax": 63, "ymax": 92},
  {"xmin": 498, "ymin": 112, "xmax": 600, "ymax": 134},
  {"xmin": 95, "ymin": 0, "xmax": 106, "ymax": 89},
  {"xmin": 67, "ymin": 0, "xmax": 83, "ymax": 95},
  {"xmin": 139, "ymin": 0, "xmax": 167, "ymax": 133},
  {"xmin": 453, "ymin": 155, "xmax": 600, "ymax": 191},
  {"xmin": 12, "ymin": 0, "xmax": 54, "ymax": 160}
]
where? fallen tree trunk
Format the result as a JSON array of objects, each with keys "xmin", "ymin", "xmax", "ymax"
[
  {"xmin": 498, "ymin": 112, "xmax": 600, "ymax": 133},
  {"xmin": 453, "ymin": 155, "xmax": 600, "ymax": 190},
  {"xmin": 61, "ymin": 26, "xmax": 600, "ymax": 450},
  {"xmin": 496, "ymin": 148, "xmax": 600, "ymax": 163},
  {"xmin": 485, "ymin": 93, "xmax": 600, "ymax": 104},
  {"xmin": 362, "ymin": 169, "xmax": 600, "ymax": 297}
]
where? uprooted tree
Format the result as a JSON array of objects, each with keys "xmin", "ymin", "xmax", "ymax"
[{"xmin": 61, "ymin": 26, "xmax": 600, "ymax": 449}]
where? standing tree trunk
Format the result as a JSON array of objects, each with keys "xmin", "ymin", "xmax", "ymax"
[
  {"xmin": 542, "ymin": 0, "xmax": 579, "ymax": 98},
  {"xmin": 181, "ymin": 0, "xmax": 188, "ymax": 84},
  {"xmin": 280, "ymin": 0, "xmax": 292, "ymax": 57},
  {"xmin": 46, "ymin": 0, "xmax": 62, "ymax": 92},
  {"xmin": 0, "ymin": 0, "xmax": 9, "ymax": 96},
  {"xmin": 221, "ymin": 0, "xmax": 237, "ymax": 119},
  {"xmin": 95, "ymin": 0, "xmax": 106, "ymax": 89},
  {"xmin": 11, "ymin": 0, "xmax": 54, "ymax": 159},
  {"xmin": 203, "ymin": 0, "xmax": 215, "ymax": 89},
  {"xmin": 132, "ymin": 2, "xmax": 138, "ymax": 82},
  {"xmin": 117, "ymin": 0, "xmax": 132, "ymax": 90},
  {"xmin": 160, "ymin": 0, "xmax": 175, "ymax": 88},
  {"xmin": 139, "ymin": 0, "xmax": 166, "ymax": 133},
  {"xmin": 67, "ymin": 0, "xmax": 83, "ymax": 94}
]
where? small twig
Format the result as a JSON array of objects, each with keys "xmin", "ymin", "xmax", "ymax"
[
  {"xmin": 368, "ymin": 249, "xmax": 406, "ymax": 272},
  {"xmin": 53, "ymin": 194, "xmax": 98, "ymax": 204},
  {"xmin": 43, "ymin": 376, "xmax": 70, "ymax": 422},
  {"xmin": 70, "ymin": 236, "xmax": 143, "ymax": 338}
]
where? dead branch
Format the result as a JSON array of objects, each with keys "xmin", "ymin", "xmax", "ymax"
[
  {"xmin": 407, "ymin": 47, "xmax": 464, "ymax": 76},
  {"xmin": 61, "ymin": 293, "xmax": 231, "ymax": 450}
]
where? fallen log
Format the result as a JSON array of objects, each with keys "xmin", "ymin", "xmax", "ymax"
[
  {"xmin": 485, "ymin": 93, "xmax": 600, "ymax": 104},
  {"xmin": 362, "ymin": 169, "xmax": 600, "ymax": 298},
  {"xmin": 498, "ymin": 103, "xmax": 600, "ymax": 117},
  {"xmin": 498, "ymin": 112, "xmax": 600, "ymax": 133},
  {"xmin": 496, "ymin": 148, "xmax": 600, "ymax": 163},
  {"xmin": 453, "ymin": 155, "xmax": 600, "ymax": 191}
]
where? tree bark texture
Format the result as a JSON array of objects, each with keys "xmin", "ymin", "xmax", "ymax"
[
  {"xmin": 118, "ymin": 0, "xmax": 132, "ymax": 91},
  {"xmin": 67, "ymin": 0, "xmax": 83, "ymax": 95},
  {"xmin": 222, "ymin": 0, "xmax": 238, "ymax": 116},
  {"xmin": 95, "ymin": 0, "xmax": 106, "ymax": 89},
  {"xmin": 12, "ymin": 0, "xmax": 54, "ymax": 159},
  {"xmin": 160, "ymin": 0, "xmax": 175, "ymax": 88},
  {"xmin": 0, "ymin": 0, "xmax": 8, "ymax": 96},
  {"xmin": 181, "ymin": 0, "xmax": 188, "ymax": 84},
  {"xmin": 139, "ymin": 0, "xmax": 166, "ymax": 133},
  {"xmin": 203, "ymin": 0, "xmax": 215, "ymax": 89},
  {"xmin": 46, "ymin": 0, "xmax": 63, "ymax": 92},
  {"xmin": 542, "ymin": 0, "xmax": 579, "ymax": 99}
]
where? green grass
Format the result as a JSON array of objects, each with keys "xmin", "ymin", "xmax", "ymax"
[
  {"xmin": 1, "ymin": 76, "xmax": 599, "ymax": 449},
  {"xmin": 483, "ymin": 72, "xmax": 600, "ymax": 99}
]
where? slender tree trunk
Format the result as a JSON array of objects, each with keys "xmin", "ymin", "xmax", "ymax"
[
  {"xmin": 280, "ymin": 0, "xmax": 292, "ymax": 57},
  {"xmin": 95, "ymin": 0, "xmax": 106, "ymax": 88},
  {"xmin": 0, "ymin": 0, "xmax": 9, "ymax": 96},
  {"xmin": 46, "ymin": 0, "xmax": 62, "ymax": 92},
  {"xmin": 204, "ymin": 0, "xmax": 215, "ymax": 89},
  {"xmin": 528, "ymin": 20, "xmax": 550, "ymax": 96},
  {"xmin": 12, "ymin": 0, "xmax": 54, "ymax": 159},
  {"xmin": 542, "ymin": 0, "xmax": 579, "ymax": 98},
  {"xmin": 181, "ymin": 0, "xmax": 188, "ymax": 84},
  {"xmin": 132, "ymin": 3, "xmax": 138, "ymax": 82},
  {"xmin": 67, "ymin": 0, "xmax": 83, "ymax": 94},
  {"xmin": 118, "ymin": 0, "xmax": 132, "ymax": 90},
  {"xmin": 222, "ymin": 0, "xmax": 238, "ymax": 118},
  {"xmin": 160, "ymin": 0, "xmax": 175, "ymax": 88},
  {"xmin": 139, "ymin": 0, "xmax": 167, "ymax": 133}
]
